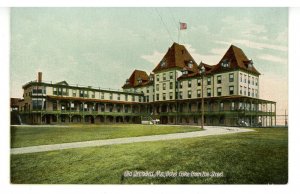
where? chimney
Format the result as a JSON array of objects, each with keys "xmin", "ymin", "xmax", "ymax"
[{"xmin": 38, "ymin": 72, "xmax": 42, "ymax": 83}]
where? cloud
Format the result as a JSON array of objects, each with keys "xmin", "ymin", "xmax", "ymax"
[
  {"xmin": 258, "ymin": 54, "xmax": 287, "ymax": 64},
  {"xmin": 215, "ymin": 39, "xmax": 288, "ymax": 52},
  {"xmin": 141, "ymin": 51, "xmax": 164, "ymax": 65},
  {"xmin": 184, "ymin": 44, "xmax": 221, "ymax": 64},
  {"xmin": 221, "ymin": 16, "xmax": 267, "ymax": 38}
]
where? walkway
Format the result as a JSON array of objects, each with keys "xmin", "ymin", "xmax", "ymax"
[{"xmin": 11, "ymin": 126, "xmax": 254, "ymax": 155}]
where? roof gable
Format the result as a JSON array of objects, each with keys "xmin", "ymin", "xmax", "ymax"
[
  {"xmin": 56, "ymin": 81, "xmax": 69, "ymax": 86},
  {"xmin": 122, "ymin": 70, "xmax": 150, "ymax": 88},
  {"xmin": 152, "ymin": 42, "xmax": 198, "ymax": 73},
  {"xmin": 209, "ymin": 45, "xmax": 260, "ymax": 75}
]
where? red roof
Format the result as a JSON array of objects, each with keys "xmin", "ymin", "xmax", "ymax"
[
  {"xmin": 178, "ymin": 44, "xmax": 260, "ymax": 80},
  {"xmin": 122, "ymin": 70, "xmax": 151, "ymax": 89},
  {"xmin": 152, "ymin": 42, "xmax": 198, "ymax": 73},
  {"xmin": 209, "ymin": 45, "xmax": 260, "ymax": 75}
]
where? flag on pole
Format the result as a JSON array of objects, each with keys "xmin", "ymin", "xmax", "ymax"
[{"xmin": 180, "ymin": 22, "xmax": 187, "ymax": 30}]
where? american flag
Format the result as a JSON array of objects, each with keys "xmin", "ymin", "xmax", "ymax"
[{"xmin": 180, "ymin": 22, "xmax": 187, "ymax": 30}]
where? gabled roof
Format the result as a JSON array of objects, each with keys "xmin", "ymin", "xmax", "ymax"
[
  {"xmin": 56, "ymin": 81, "xmax": 69, "ymax": 86},
  {"xmin": 209, "ymin": 45, "xmax": 260, "ymax": 75},
  {"xmin": 122, "ymin": 70, "xmax": 150, "ymax": 89},
  {"xmin": 152, "ymin": 42, "xmax": 198, "ymax": 73}
]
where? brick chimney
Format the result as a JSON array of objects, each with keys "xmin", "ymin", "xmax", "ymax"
[{"xmin": 38, "ymin": 72, "xmax": 42, "ymax": 83}]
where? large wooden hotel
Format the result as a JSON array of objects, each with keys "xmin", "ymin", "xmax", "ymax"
[{"xmin": 11, "ymin": 43, "xmax": 276, "ymax": 126}]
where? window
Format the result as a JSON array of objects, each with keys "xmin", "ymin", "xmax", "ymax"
[
  {"xmin": 125, "ymin": 95, "xmax": 128, "ymax": 101},
  {"xmin": 220, "ymin": 102, "xmax": 224, "ymax": 111},
  {"xmin": 255, "ymin": 78, "xmax": 258, "ymax": 86},
  {"xmin": 156, "ymin": 75, "xmax": 160, "ymax": 82},
  {"xmin": 53, "ymin": 101, "xmax": 57, "ymax": 111},
  {"xmin": 217, "ymin": 75, "xmax": 222, "ymax": 84},
  {"xmin": 217, "ymin": 87, "xmax": 222, "ymax": 96},
  {"xmin": 169, "ymin": 72, "xmax": 173, "ymax": 79},
  {"xmin": 160, "ymin": 61, "xmax": 166, "ymax": 67},
  {"xmin": 62, "ymin": 88, "xmax": 67, "ymax": 96},
  {"xmin": 53, "ymin": 88, "xmax": 57, "ymax": 95},
  {"xmin": 252, "ymin": 89, "xmax": 254, "ymax": 97},
  {"xmin": 163, "ymin": 93, "xmax": 166, "ymax": 100},
  {"xmin": 188, "ymin": 80, "xmax": 192, "ymax": 87},
  {"xmin": 231, "ymin": 102, "xmax": 235, "ymax": 110},
  {"xmin": 169, "ymin": 92, "xmax": 173, "ymax": 100},
  {"xmin": 117, "ymin": 94, "xmax": 120, "ymax": 100},
  {"xmin": 32, "ymin": 98, "xmax": 43, "ymax": 110},
  {"xmin": 229, "ymin": 73, "xmax": 234, "ymax": 82},
  {"xmin": 163, "ymin": 83, "xmax": 166, "ymax": 90},
  {"xmin": 207, "ymin": 77, "xmax": 211, "ymax": 85},
  {"xmin": 146, "ymin": 96, "xmax": 149, "ymax": 102},
  {"xmin": 156, "ymin": 84, "xmax": 159, "ymax": 91},
  {"xmin": 58, "ymin": 88, "xmax": 62, "ymax": 95},
  {"xmin": 229, "ymin": 86, "xmax": 234, "ymax": 95},
  {"xmin": 163, "ymin": 73, "xmax": 166, "ymax": 81},
  {"xmin": 80, "ymin": 90, "xmax": 84, "ymax": 97},
  {"xmin": 248, "ymin": 76, "xmax": 251, "ymax": 84},
  {"xmin": 255, "ymin": 90, "xmax": 258, "ymax": 97},
  {"xmin": 240, "ymin": 73, "xmax": 243, "ymax": 82},
  {"xmin": 207, "ymin": 88, "xmax": 211, "ymax": 97},
  {"xmin": 72, "ymin": 90, "xmax": 76, "ymax": 97},
  {"xmin": 197, "ymin": 79, "xmax": 201, "ymax": 86},
  {"xmin": 248, "ymin": 88, "xmax": 250, "ymax": 96},
  {"xmin": 132, "ymin": 95, "xmax": 135, "ymax": 102},
  {"xmin": 139, "ymin": 96, "xmax": 142, "ymax": 102},
  {"xmin": 252, "ymin": 77, "xmax": 254, "ymax": 85},
  {"xmin": 110, "ymin": 93, "xmax": 113, "ymax": 100},
  {"xmin": 197, "ymin": 90, "xmax": 201, "ymax": 97},
  {"xmin": 240, "ymin": 86, "xmax": 243, "ymax": 95},
  {"xmin": 146, "ymin": 87, "xmax": 149, "ymax": 93},
  {"xmin": 244, "ymin": 87, "xmax": 247, "ymax": 96},
  {"xmin": 188, "ymin": 90, "xmax": 192, "ymax": 98},
  {"xmin": 244, "ymin": 74, "xmax": 247, "ymax": 83},
  {"xmin": 179, "ymin": 82, "xmax": 183, "ymax": 89},
  {"xmin": 92, "ymin": 91, "xmax": 95, "ymax": 98},
  {"xmin": 101, "ymin": 92, "xmax": 104, "ymax": 99},
  {"xmin": 156, "ymin": 94, "xmax": 159, "ymax": 101},
  {"xmin": 188, "ymin": 61, "xmax": 193, "ymax": 68},
  {"xmin": 169, "ymin": 82, "xmax": 173, "ymax": 89},
  {"xmin": 179, "ymin": 91, "xmax": 183, "ymax": 99}
]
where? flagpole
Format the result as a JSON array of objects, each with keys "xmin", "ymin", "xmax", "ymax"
[{"xmin": 178, "ymin": 21, "xmax": 180, "ymax": 43}]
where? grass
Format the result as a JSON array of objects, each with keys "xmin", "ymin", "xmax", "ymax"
[
  {"xmin": 10, "ymin": 127, "xmax": 288, "ymax": 184},
  {"xmin": 11, "ymin": 124, "xmax": 201, "ymax": 148}
]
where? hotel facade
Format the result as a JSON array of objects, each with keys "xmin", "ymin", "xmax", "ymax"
[{"xmin": 12, "ymin": 43, "xmax": 276, "ymax": 126}]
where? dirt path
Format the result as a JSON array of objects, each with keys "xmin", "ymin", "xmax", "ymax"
[{"xmin": 11, "ymin": 126, "xmax": 254, "ymax": 155}]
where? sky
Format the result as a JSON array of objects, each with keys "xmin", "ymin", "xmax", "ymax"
[{"xmin": 10, "ymin": 7, "xmax": 288, "ymax": 121}]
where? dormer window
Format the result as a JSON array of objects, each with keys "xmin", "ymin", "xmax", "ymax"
[
  {"xmin": 188, "ymin": 61, "xmax": 193, "ymax": 68},
  {"xmin": 182, "ymin": 67, "xmax": 188, "ymax": 75},
  {"xmin": 150, "ymin": 76, "xmax": 154, "ymax": 81},
  {"xmin": 221, "ymin": 59, "xmax": 229, "ymax": 68},
  {"xmin": 125, "ymin": 79, "xmax": 130, "ymax": 85},
  {"xmin": 138, "ymin": 77, "xmax": 142, "ymax": 84},
  {"xmin": 248, "ymin": 59, "xmax": 253, "ymax": 69},
  {"xmin": 160, "ymin": 60, "xmax": 166, "ymax": 67}
]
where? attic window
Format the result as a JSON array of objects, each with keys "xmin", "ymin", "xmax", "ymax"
[
  {"xmin": 160, "ymin": 60, "xmax": 166, "ymax": 67},
  {"xmin": 221, "ymin": 59, "xmax": 230, "ymax": 68},
  {"xmin": 126, "ymin": 79, "xmax": 130, "ymax": 85},
  {"xmin": 138, "ymin": 77, "xmax": 142, "ymax": 84},
  {"xmin": 248, "ymin": 59, "xmax": 253, "ymax": 69},
  {"xmin": 182, "ymin": 68, "xmax": 188, "ymax": 75},
  {"xmin": 188, "ymin": 61, "xmax": 193, "ymax": 68}
]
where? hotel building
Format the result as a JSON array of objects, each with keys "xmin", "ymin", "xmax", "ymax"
[{"xmin": 12, "ymin": 43, "xmax": 276, "ymax": 126}]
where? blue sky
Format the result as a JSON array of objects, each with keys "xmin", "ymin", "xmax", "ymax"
[{"xmin": 10, "ymin": 7, "xmax": 288, "ymax": 117}]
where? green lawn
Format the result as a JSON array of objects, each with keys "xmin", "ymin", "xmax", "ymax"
[
  {"xmin": 11, "ymin": 124, "xmax": 201, "ymax": 148},
  {"xmin": 11, "ymin": 127, "xmax": 288, "ymax": 184}
]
